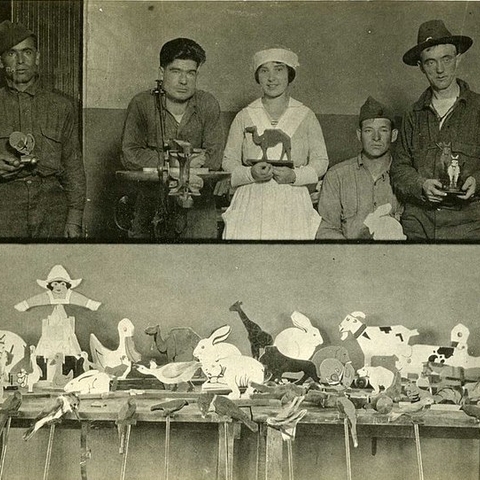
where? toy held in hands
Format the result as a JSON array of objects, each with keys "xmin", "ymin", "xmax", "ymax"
[
  {"xmin": 244, "ymin": 126, "xmax": 293, "ymax": 167},
  {"xmin": 9, "ymin": 131, "xmax": 37, "ymax": 165}
]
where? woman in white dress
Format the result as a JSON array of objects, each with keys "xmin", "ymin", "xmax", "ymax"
[{"xmin": 222, "ymin": 47, "xmax": 329, "ymax": 240}]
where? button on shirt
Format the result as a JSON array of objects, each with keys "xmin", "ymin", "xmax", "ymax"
[
  {"xmin": 0, "ymin": 79, "xmax": 85, "ymax": 225},
  {"xmin": 317, "ymin": 155, "xmax": 402, "ymax": 239}
]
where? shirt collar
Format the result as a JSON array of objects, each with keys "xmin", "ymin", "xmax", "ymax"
[
  {"xmin": 414, "ymin": 78, "xmax": 470, "ymax": 111},
  {"xmin": 357, "ymin": 153, "xmax": 392, "ymax": 178},
  {"xmin": 248, "ymin": 97, "xmax": 304, "ymax": 109},
  {"xmin": 6, "ymin": 75, "xmax": 40, "ymax": 97}
]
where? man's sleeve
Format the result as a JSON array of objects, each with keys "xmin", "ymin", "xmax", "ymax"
[
  {"xmin": 316, "ymin": 170, "xmax": 347, "ymax": 240},
  {"xmin": 391, "ymin": 111, "xmax": 426, "ymax": 202},
  {"xmin": 60, "ymin": 102, "xmax": 86, "ymax": 226},
  {"xmin": 202, "ymin": 94, "xmax": 225, "ymax": 171},
  {"xmin": 294, "ymin": 110, "xmax": 329, "ymax": 186},
  {"xmin": 121, "ymin": 95, "xmax": 159, "ymax": 170}
]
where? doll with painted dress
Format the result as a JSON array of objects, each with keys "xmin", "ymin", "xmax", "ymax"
[
  {"xmin": 14, "ymin": 265, "xmax": 101, "ymax": 381},
  {"xmin": 222, "ymin": 47, "xmax": 329, "ymax": 239}
]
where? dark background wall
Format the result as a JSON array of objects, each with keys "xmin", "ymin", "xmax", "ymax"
[
  {"xmin": 83, "ymin": 1, "xmax": 480, "ymax": 239},
  {"xmin": 1, "ymin": 243, "xmax": 480, "ymax": 479}
]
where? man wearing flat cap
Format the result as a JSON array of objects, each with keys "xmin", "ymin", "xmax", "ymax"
[
  {"xmin": 391, "ymin": 19, "xmax": 480, "ymax": 240},
  {"xmin": 0, "ymin": 21, "xmax": 85, "ymax": 238},
  {"xmin": 316, "ymin": 96, "xmax": 403, "ymax": 240}
]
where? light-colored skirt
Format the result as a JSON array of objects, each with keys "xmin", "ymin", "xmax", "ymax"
[{"xmin": 222, "ymin": 180, "xmax": 321, "ymax": 240}]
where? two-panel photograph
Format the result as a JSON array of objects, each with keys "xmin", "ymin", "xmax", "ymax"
[{"xmin": 0, "ymin": 1, "xmax": 479, "ymax": 479}]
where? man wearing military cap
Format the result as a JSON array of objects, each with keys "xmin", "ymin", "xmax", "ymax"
[
  {"xmin": 391, "ymin": 19, "xmax": 480, "ymax": 240},
  {"xmin": 0, "ymin": 20, "xmax": 85, "ymax": 238},
  {"xmin": 316, "ymin": 96, "xmax": 403, "ymax": 240}
]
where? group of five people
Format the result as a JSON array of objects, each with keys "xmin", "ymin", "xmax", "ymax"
[{"xmin": 0, "ymin": 18, "xmax": 478, "ymax": 241}]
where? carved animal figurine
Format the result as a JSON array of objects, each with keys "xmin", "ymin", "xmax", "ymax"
[
  {"xmin": 363, "ymin": 203, "xmax": 406, "ymax": 240},
  {"xmin": 336, "ymin": 396, "xmax": 358, "ymax": 448},
  {"xmin": 245, "ymin": 126, "xmax": 292, "ymax": 165},
  {"xmin": 151, "ymin": 399, "xmax": 189, "ymax": 417},
  {"xmin": 447, "ymin": 159, "xmax": 461, "ymax": 189},
  {"xmin": 193, "ymin": 325, "xmax": 242, "ymax": 379},
  {"xmin": 0, "ymin": 331, "xmax": 26, "ymax": 377},
  {"xmin": 201, "ymin": 355, "xmax": 264, "ymax": 399},
  {"xmin": 259, "ymin": 346, "xmax": 320, "ymax": 385},
  {"xmin": 357, "ymin": 365, "xmax": 395, "ymax": 395},
  {"xmin": 197, "ymin": 393, "xmax": 258, "ymax": 432},
  {"xmin": 90, "ymin": 318, "xmax": 142, "ymax": 380},
  {"xmin": 266, "ymin": 395, "xmax": 307, "ymax": 441},
  {"xmin": 64, "ymin": 370, "xmax": 111, "ymax": 395},
  {"xmin": 274, "ymin": 311, "xmax": 323, "ymax": 360},
  {"xmin": 145, "ymin": 325, "xmax": 201, "ymax": 363},
  {"xmin": 437, "ymin": 142, "xmax": 460, "ymax": 188},
  {"xmin": 51, "ymin": 353, "xmax": 74, "ymax": 389},
  {"xmin": 26, "ymin": 346, "xmax": 42, "ymax": 393},
  {"xmin": 0, "ymin": 391, "xmax": 22, "ymax": 436},
  {"xmin": 23, "ymin": 393, "xmax": 80, "ymax": 441},
  {"xmin": 451, "ymin": 323, "xmax": 469, "ymax": 351},
  {"xmin": 339, "ymin": 311, "xmax": 419, "ymax": 365},
  {"xmin": 250, "ymin": 381, "xmax": 307, "ymax": 404},
  {"xmin": 135, "ymin": 360, "xmax": 200, "ymax": 391},
  {"xmin": 229, "ymin": 301, "xmax": 273, "ymax": 359}
]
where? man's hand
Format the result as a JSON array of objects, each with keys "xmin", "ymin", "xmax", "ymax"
[
  {"xmin": 0, "ymin": 156, "xmax": 23, "ymax": 179},
  {"xmin": 190, "ymin": 151, "xmax": 206, "ymax": 169},
  {"xmin": 273, "ymin": 166, "xmax": 296, "ymax": 185},
  {"xmin": 422, "ymin": 179, "xmax": 447, "ymax": 203},
  {"xmin": 64, "ymin": 223, "xmax": 83, "ymax": 238},
  {"xmin": 458, "ymin": 176, "xmax": 476, "ymax": 200},
  {"xmin": 251, "ymin": 162, "xmax": 273, "ymax": 182}
]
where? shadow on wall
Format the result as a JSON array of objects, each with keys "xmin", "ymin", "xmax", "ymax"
[{"xmin": 84, "ymin": 109, "xmax": 385, "ymax": 240}]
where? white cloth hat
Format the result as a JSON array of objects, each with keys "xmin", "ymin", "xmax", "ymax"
[
  {"xmin": 253, "ymin": 48, "xmax": 299, "ymax": 72},
  {"xmin": 37, "ymin": 265, "xmax": 82, "ymax": 289}
]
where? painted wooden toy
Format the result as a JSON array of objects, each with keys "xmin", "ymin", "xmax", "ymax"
[
  {"xmin": 144, "ymin": 325, "xmax": 201, "ymax": 363},
  {"xmin": 336, "ymin": 396, "xmax": 358, "ymax": 448},
  {"xmin": 245, "ymin": 126, "xmax": 293, "ymax": 167},
  {"xmin": 259, "ymin": 346, "xmax": 320, "ymax": 385},
  {"xmin": 135, "ymin": 360, "xmax": 200, "ymax": 391},
  {"xmin": 274, "ymin": 311, "xmax": 323, "ymax": 360},
  {"xmin": 151, "ymin": 399, "xmax": 189, "ymax": 417},
  {"xmin": 64, "ymin": 370, "xmax": 111, "ymax": 395},
  {"xmin": 0, "ymin": 391, "xmax": 22, "ymax": 436},
  {"xmin": 25, "ymin": 346, "xmax": 42, "ymax": 393},
  {"xmin": 90, "ymin": 318, "xmax": 142, "ymax": 380},
  {"xmin": 250, "ymin": 381, "xmax": 307, "ymax": 404},
  {"xmin": 318, "ymin": 358, "xmax": 346, "ymax": 386},
  {"xmin": 229, "ymin": 301, "xmax": 273, "ymax": 359},
  {"xmin": 193, "ymin": 325, "xmax": 242, "ymax": 381},
  {"xmin": 339, "ymin": 311, "xmax": 419, "ymax": 365},
  {"xmin": 197, "ymin": 393, "xmax": 258, "ymax": 432},
  {"xmin": 356, "ymin": 365, "xmax": 395, "ymax": 395},
  {"xmin": 202, "ymin": 355, "xmax": 264, "ymax": 399},
  {"xmin": 0, "ymin": 331, "xmax": 26, "ymax": 378},
  {"xmin": 14, "ymin": 265, "xmax": 101, "ymax": 383},
  {"xmin": 117, "ymin": 398, "xmax": 137, "ymax": 454},
  {"xmin": 51, "ymin": 353, "xmax": 74, "ymax": 389},
  {"xmin": 266, "ymin": 395, "xmax": 307, "ymax": 441},
  {"xmin": 23, "ymin": 393, "xmax": 80, "ymax": 440}
]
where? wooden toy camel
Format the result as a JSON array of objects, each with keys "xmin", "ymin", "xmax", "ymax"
[{"xmin": 245, "ymin": 126, "xmax": 292, "ymax": 165}]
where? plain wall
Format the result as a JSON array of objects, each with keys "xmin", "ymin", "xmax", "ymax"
[
  {"xmin": 1, "ymin": 243, "xmax": 480, "ymax": 479},
  {"xmin": 83, "ymin": 1, "xmax": 480, "ymax": 238}
]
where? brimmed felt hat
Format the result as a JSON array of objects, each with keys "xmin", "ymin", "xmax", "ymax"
[
  {"xmin": 36, "ymin": 265, "xmax": 82, "ymax": 289},
  {"xmin": 0, "ymin": 20, "xmax": 36, "ymax": 56},
  {"xmin": 403, "ymin": 19, "xmax": 472, "ymax": 66},
  {"xmin": 359, "ymin": 96, "xmax": 395, "ymax": 125}
]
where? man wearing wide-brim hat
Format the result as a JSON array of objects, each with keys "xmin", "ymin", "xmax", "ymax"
[
  {"xmin": 0, "ymin": 20, "xmax": 85, "ymax": 238},
  {"xmin": 391, "ymin": 19, "xmax": 480, "ymax": 240}
]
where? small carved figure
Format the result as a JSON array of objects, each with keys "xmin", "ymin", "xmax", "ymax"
[
  {"xmin": 357, "ymin": 365, "xmax": 395, "ymax": 395},
  {"xmin": 151, "ymin": 399, "xmax": 189, "ymax": 417},
  {"xmin": 0, "ymin": 391, "xmax": 22, "ymax": 436},
  {"xmin": 229, "ymin": 301, "xmax": 273, "ymax": 359},
  {"xmin": 245, "ymin": 126, "xmax": 292, "ymax": 165},
  {"xmin": 116, "ymin": 398, "xmax": 137, "ymax": 454},
  {"xmin": 448, "ymin": 158, "xmax": 461, "ymax": 189}
]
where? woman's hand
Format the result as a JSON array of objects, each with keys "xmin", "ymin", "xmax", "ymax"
[
  {"xmin": 251, "ymin": 162, "xmax": 273, "ymax": 182},
  {"xmin": 273, "ymin": 166, "xmax": 296, "ymax": 184}
]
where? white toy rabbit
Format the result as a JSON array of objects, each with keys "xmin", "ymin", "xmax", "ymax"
[
  {"xmin": 203, "ymin": 355, "xmax": 264, "ymax": 399},
  {"xmin": 357, "ymin": 365, "xmax": 394, "ymax": 395},
  {"xmin": 363, "ymin": 203, "xmax": 406, "ymax": 240},
  {"xmin": 193, "ymin": 325, "xmax": 242, "ymax": 379},
  {"xmin": 274, "ymin": 311, "xmax": 323, "ymax": 360}
]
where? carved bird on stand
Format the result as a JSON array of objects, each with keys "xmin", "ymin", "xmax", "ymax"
[
  {"xmin": 197, "ymin": 393, "xmax": 258, "ymax": 432},
  {"xmin": 0, "ymin": 391, "xmax": 22, "ymax": 436},
  {"xmin": 23, "ymin": 393, "xmax": 80, "ymax": 441},
  {"xmin": 266, "ymin": 395, "xmax": 307, "ymax": 441},
  {"xmin": 116, "ymin": 398, "xmax": 137, "ymax": 454},
  {"xmin": 336, "ymin": 396, "xmax": 358, "ymax": 448},
  {"xmin": 151, "ymin": 399, "xmax": 189, "ymax": 417}
]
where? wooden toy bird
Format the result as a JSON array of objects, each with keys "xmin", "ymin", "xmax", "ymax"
[
  {"xmin": 26, "ymin": 346, "xmax": 42, "ymax": 393},
  {"xmin": 388, "ymin": 397, "xmax": 435, "ymax": 423},
  {"xmin": 116, "ymin": 398, "xmax": 137, "ymax": 454},
  {"xmin": 90, "ymin": 318, "xmax": 141, "ymax": 380},
  {"xmin": 197, "ymin": 393, "xmax": 258, "ymax": 432},
  {"xmin": 51, "ymin": 353, "xmax": 74, "ymax": 388},
  {"xmin": 461, "ymin": 404, "xmax": 480, "ymax": 421},
  {"xmin": 250, "ymin": 381, "xmax": 307, "ymax": 404},
  {"xmin": 0, "ymin": 391, "xmax": 22, "ymax": 436},
  {"xmin": 135, "ymin": 360, "xmax": 200, "ymax": 391},
  {"xmin": 23, "ymin": 393, "xmax": 80, "ymax": 441},
  {"xmin": 336, "ymin": 396, "xmax": 358, "ymax": 448},
  {"xmin": 266, "ymin": 395, "xmax": 307, "ymax": 440},
  {"xmin": 151, "ymin": 399, "xmax": 189, "ymax": 417}
]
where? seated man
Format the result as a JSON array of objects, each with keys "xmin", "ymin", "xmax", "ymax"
[
  {"xmin": 316, "ymin": 97, "xmax": 404, "ymax": 240},
  {"xmin": 121, "ymin": 37, "xmax": 224, "ymax": 239}
]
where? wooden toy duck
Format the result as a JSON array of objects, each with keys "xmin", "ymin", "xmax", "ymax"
[
  {"xmin": 90, "ymin": 318, "xmax": 142, "ymax": 380},
  {"xmin": 135, "ymin": 360, "xmax": 200, "ymax": 390},
  {"xmin": 26, "ymin": 346, "xmax": 42, "ymax": 393},
  {"xmin": 51, "ymin": 353, "xmax": 74, "ymax": 389}
]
